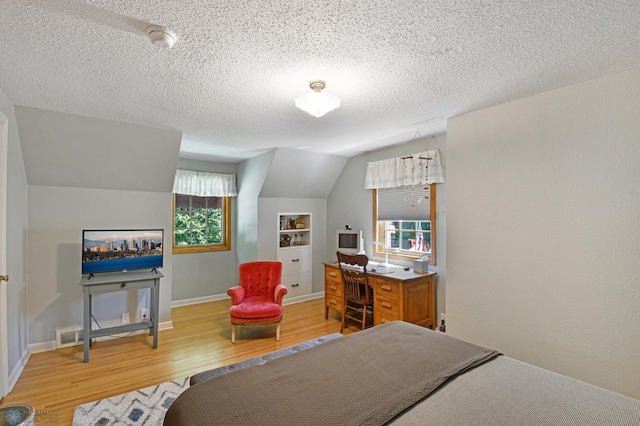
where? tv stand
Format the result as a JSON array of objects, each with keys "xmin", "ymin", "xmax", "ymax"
[{"xmin": 79, "ymin": 270, "xmax": 163, "ymax": 362}]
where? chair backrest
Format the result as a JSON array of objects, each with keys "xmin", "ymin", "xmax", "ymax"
[
  {"xmin": 238, "ymin": 261, "xmax": 283, "ymax": 298},
  {"xmin": 336, "ymin": 251, "xmax": 371, "ymax": 302}
]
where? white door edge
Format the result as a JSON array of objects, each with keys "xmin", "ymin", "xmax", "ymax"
[{"xmin": 0, "ymin": 109, "xmax": 9, "ymax": 398}]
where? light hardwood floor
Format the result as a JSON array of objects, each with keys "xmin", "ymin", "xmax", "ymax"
[{"xmin": 0, "ymin": 298, "xmax": 356, "ymax": 425}]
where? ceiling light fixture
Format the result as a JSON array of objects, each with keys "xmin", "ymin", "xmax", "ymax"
[
  {"xmin": 295, "ymin": 80, "xmax": 340, "ymax": 118},
  {"xmin": 146, "ymin": 25, "xmax": 177, "ymax": 48}
]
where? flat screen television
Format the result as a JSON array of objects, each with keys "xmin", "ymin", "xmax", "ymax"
[
  {"xmin": 82, "ymin": 229, "xmax": 163, "ymax": 275},
  {"xmin": 336, "ymin": 229, "xmax": 363, "ymax": 255}
]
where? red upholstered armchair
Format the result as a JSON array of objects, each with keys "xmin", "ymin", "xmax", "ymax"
[{"xmin": 227, "ymin": 261, "xmax": 288, "ymax": 343}]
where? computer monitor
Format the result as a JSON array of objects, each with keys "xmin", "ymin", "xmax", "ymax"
[{"xmin": 336, "ymin": 229, "xmax": 363, "ymax": 254}]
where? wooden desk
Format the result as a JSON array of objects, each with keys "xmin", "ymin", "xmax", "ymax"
[
  {"xmin": 80, "ymin": 270, "xmax": 162, "ymax": 362},
  {"xmin": 324, "ymin": 263, "xmax": 436, "ymax": 329}
]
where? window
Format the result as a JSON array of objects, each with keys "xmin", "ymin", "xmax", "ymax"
[
  {"xmin": 372, "ymin": 184, "xmax": 436, "ymax": 265},
  {"xmin": 173, "ymin": 194, "xmax": 231, "ymax": 253}
]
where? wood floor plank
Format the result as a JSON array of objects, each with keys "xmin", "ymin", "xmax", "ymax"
[{"xmin": 0, "ymin": 298, "xmax": 355, "ymax": 425}]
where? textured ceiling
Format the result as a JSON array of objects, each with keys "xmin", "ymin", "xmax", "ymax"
[{"xmin": 1, "ymin": 1, "xmax": 639, "ymax": 163}]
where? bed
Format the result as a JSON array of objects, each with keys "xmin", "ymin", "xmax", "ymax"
[{"xmin": 164, "ymin": 321, "xmax": 640, "ymax": 425}]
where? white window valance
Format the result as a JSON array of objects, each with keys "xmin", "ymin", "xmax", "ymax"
[
  {"xmin": 365, "ymin": 149, "xmax": 445, "ymax": 189},
  {"xmin": 173, "ymin": 169, "xmax": 237, "ymax": 197}
]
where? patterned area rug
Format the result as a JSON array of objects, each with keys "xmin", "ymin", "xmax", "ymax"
[{"xmin": 72, "ymin": 377, "xmax": 189, "ymax": 425}]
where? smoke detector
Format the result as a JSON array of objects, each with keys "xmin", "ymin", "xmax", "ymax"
[{"xmin": 146, "ymin": 25, "xmax": 177, "ymax": 48}]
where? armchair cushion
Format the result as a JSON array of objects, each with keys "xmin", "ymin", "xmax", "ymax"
[{"xmin": 229, "ymin": 296, "xmax": 282, "ymax": 319}]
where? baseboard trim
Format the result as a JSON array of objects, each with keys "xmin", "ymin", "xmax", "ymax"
[
  {"xmin": 29, "ymin": 340, "xmax": 56, "ymax": 354},
  {"xmin": 172, "ymin": 291, "xmax": 324, "ymax": 308},
  {"xmin": 171, "ymin": 294, "xmax": 229, "ymax": 308},
  {"xmin": 283, "ymin": 291, "xmax": 324, "ymax": 306},
  {"xmin": 8, "ymin": 347, "xmax": 30, "ymax": 392}
]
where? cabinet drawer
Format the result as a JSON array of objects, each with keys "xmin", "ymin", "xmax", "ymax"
[
  {"xmin": 374, "ymin": 279, "xmax": 400, "ymax": 300},
  {"xmin": 282, "ymin": 271, "xmax": 310, "ymax": 298},
  {"xmin": 375, "ymin": 294, "xmax": 400, "ymax": 315},
  {"xmin": 375, "ymin": 310, "xmax": 399, "ymax": 326},
  {"xmin": 325, "ymin": 295, "xmax": 342, "ymax": 311},
  {"xmin": 279, "ymin": 247, "xmax": 310, "ymax": 274},
  {"xmin": 325, "ymin": 280, "xmax": 342, "ymax": 297}
]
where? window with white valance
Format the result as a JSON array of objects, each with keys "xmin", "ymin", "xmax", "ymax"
[
  {"xmin": 365, "ymin": 150, "xmax": 444, "ymax": 189},
  {"xmin": 172, "ymin": 169, "xmax": 237, "ymax": 197},
  {"xmin": 172, "ymin": 170, "xmax": 235, "ymax": 253},
  {"xmin": 365, "ymin": 150, "xmax": 444, "ymax": 266}
]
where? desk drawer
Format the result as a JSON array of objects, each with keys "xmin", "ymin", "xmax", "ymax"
[
  {"xmin": 326, "ymin": 295, "xmax": 342, "ymax": 312},
  {"xmin": 375, "ymin": 310, "xmax": 399, "ymax": 325},
  {"xmin": 375, "ymin": 294, "xmax": 400, "ymax": 315},
  {"xmin": 279, "ymin": 247, "xmax": 310, "ymax": 274},
  {"xmin": 282, "ymin": 271, "xmax": 310, "ymax": 298},
  {"xmin": 374, "ymin": 279, "xmax": 400, "ymax": 300},
  {"xmin": 324, "ymin": 266, "xmax": 341, "ymax": 284},
  {"xmin": 325, "ymin": 281, "xmax": 342, "ymax": 297}
]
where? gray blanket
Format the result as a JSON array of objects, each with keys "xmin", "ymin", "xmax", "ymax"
[{"xmin": 164, "ymin": 321, "xmax": 500, "ymax": 426}]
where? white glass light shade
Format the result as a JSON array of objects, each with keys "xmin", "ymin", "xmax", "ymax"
[{"xmin": 295, "ymin": 81, "xmax": 341, "ymax": 117}]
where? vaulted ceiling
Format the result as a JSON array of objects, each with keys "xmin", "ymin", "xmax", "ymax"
[{"xmin": 1, "ymin": 1, "xmax": 639, "ymax": 163}]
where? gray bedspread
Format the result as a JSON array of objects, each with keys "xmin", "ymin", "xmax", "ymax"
[
  {"xmin": 391, "ymin": 355, "xmax": 640, "ymax": 425},
  {"xmin": 164, "ymin": 321, "xmax": 500, "ymax": 426}
]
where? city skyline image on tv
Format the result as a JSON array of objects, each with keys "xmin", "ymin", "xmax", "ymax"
[{"xmin": 82, "ymin": 229, "xmax": 164, "ymax": 274}]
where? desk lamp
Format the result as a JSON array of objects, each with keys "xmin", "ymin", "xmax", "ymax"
[{"xmin": 368, "ymin": 241, "xmax": 390, "ymax": 271}]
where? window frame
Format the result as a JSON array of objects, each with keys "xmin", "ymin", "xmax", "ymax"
[
  {"xmin": 372, "ymin": 184, "xmax": 436, "ymax": 265},
  {"xmin": 172, "ymin": 194, "xmax": 231, "ymax": 254}
]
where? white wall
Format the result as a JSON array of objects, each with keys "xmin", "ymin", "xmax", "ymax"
[
  {"xmin": 326, "ymin": 135, "xmax": 447, "ymax": 317},
  {"xmin": 260, "ymin": 149, "xmax": 347, "ymax": 198},
  {"xmin": 15, "ymin": 107, "xmax": 182, "ymax": 192},
  {"xmin": 447, "ymin": 67, "xmax": 640, "ymax": 398},
  {"xmin": 27, "ymin": 186, "xmax": 173, "ymax": 345},
  {"xmin": 171, "ymin": 159, "xmax": 238, "ymax": 302},
  {"xmin": 236, "ymin": 151, "xmax": 275, "ymax": 264},
  {"xmin": 0, "ymin": 88, "xmax": 29, "ymax": 384}
]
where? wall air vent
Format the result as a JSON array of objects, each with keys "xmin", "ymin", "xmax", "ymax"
[{"xmin": 55, "ymin": 327, "xmax": 83, "ymax": 349}]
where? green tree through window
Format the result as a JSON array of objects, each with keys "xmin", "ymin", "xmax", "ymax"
[{"xmin": 173, "ymin": 194, "xmax": 231, "ymax": 253}]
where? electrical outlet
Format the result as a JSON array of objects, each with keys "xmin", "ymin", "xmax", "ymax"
[
  {"xmin": 121, "ymin": 313, "xmax": 130, "ymax": 324},
  {"xmin": 140, "ymin": 308, "xmax": 149, "ymax": 321},
  {"xmin": 440, "ymin": 313, "xmax": 446, "ymax": 323}
]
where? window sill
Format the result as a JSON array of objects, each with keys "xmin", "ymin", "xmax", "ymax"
[{"xmin": 173, "ymin": 243, "xmax": 231, "ymax": 254}]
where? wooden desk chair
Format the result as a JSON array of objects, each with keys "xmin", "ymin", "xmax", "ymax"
[{"xmin": 336, "ymin": 251, "xmax": 374, "ymax": 332}]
